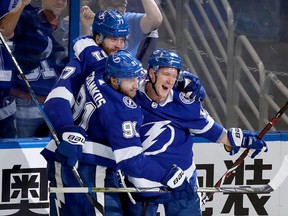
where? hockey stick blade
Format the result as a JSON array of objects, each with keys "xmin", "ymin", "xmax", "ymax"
[
  {"xmin": 202, "ymin": 101, "xmax": 288, "ymax": 204},
  {"xmin": 50, "ymin": 155, "xmax": 288, "ymax": 194},
  {"xmin": 268, "ymin": 155, "xmax": 288, "ymax": 191},
  {"xmin": 201, "ymin": 154, "xmax": 288, "ymax": 194}
]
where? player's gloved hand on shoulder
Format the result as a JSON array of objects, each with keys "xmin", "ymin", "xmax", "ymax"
[
  {"xmin": 54, "ymin": 126, "xmax": 86, "ymax": 167},
  {"xmin": 177, "ymin": 70, "xmax": 206, "ymax": 101},
  {"xmin": 161, "ymin": 165, "xmax": 195, "ymax": 200},
  {"xmin": 226, "ymin": 128, "xmax": 268, "ymax": 158}
]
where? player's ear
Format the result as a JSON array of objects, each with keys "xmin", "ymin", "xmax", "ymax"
[
  {"xmin": 148, "ymin": 68, "xmax": 156, "ymax": 82},
  {"xmin": 110, "ymin": 77, "xmax": 118, "ymax": 88},
  {"xmin": 95, "ymin": 35, "xmax": 101, "ymax": 44}
]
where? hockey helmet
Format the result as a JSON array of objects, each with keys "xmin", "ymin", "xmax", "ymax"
[
  {"xmin": 92, "ymin": 9, "xmax": 129, "ymax": 38},
  {"xmin": 148, "ymin": 49, "xmax": 182, "ymax": 73},
  {"xmin": 104, "ymin": 50, "xmax": 143, "ymax": 82}
]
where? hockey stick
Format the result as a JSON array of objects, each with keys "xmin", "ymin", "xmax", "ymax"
[
  {"xmin": 50, "ymin": 154, "xmax": 288, "ymax": 194},
  {"xmin": 0, "ymin": 32, "xmax": 103, "ymax": 213},
  {"xmin": 202, "ymin": 101, "xmax": 288, "ymax": 204}
]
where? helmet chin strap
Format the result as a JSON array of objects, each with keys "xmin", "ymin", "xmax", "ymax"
[
  {"xmin": 152, "ymin": 81, "xmax": 159, "ymax": 97},
  {"xmin": 99, "ymin": 34, "xmax": 105, "ymax": 44},
  {"xmin": 148, "ymin": 72, "xmax": 160, "ymax": 97}
]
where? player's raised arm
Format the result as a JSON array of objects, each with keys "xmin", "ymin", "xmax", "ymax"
[
  {"xmin": 0, "ymin": 0, "xmax": 31, "ymax": 39},
  {"xmin": 140, "ymin": 0, "xmax": 163, "ymax": 34}
]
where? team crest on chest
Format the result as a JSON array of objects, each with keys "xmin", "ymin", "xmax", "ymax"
[
  {"xmin": 179, "ymin": 92, "xmax": 195, "ymax": 104},
  {"xmin": 123, "ymin": 96, "xmax": 137, "ymax": 108}
]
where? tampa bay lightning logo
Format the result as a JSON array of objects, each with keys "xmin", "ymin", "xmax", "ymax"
[
  {"xmin": 179, "ymin": 92, "xmax": 195, "ymax": 104},
  {"xmin": 99, "ymin": 12, "xmax": 105, "ymax": 20},
  {"xmin": 141, "ymin": 120, "xmax": 175, "ymax": 155},
  {"xmin": 123, "ymin": 96, "xmax": 137, "ymax": 108},
  {"xmin": 113, "ymin": 56, "xmax": 121, "ymax": 64}
]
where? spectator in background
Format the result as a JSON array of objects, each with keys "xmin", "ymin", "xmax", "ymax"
[
  {"xmin": 0, "ymin": 0, "xmax": 94, "ymax": 138},
  {"xmin": 126, "ymin": 0, "xmax": 161, "ymax": 68},
  {"xmin": 0, "ymin": 0, "xmax": 23, "ymax": 138},
  {"xmin": 98, "ymin": 0, "xmax": 163, "ymax": 58}
]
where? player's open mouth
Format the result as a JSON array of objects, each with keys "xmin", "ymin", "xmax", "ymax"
[{"xmin": 162, "ymin": 85, "xmax": 168, "ymax": 91}]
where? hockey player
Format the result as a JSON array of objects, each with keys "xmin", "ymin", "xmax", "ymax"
[
  {"xmin": 42, "ymin": 9, "xmax": 129, "ymax": 136},
  {"xmin": 41, "ymin": 9, "xmax": 130, "ymax": 214},
  {"xmin": 40, "ymin": 9, "xmax": 136, "ymax": 215},
  {"xmin": 121, "ymin": 49, "xmax": 268, "ymax": 215},
  {"xmin": 42, "ymin": 50, "xmax": 196, "ymax": 216},
  {"xmin": 98, "ymin": 0, "xmax": 163, "ymax": 57}
]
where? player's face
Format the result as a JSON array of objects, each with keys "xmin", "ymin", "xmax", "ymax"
[
  {"xmin": 102, "ymin": 36, "xmax": 126, "ymax": 55},
  {"xmin": 117, "ymin": 77, "xmax": 139, "ymax": 98},
  {"xmin": 151, "ymin": 67, "xmax": 178, "ymax": 102},
  {"xmin": 42, "ymin": 0, "xmax": 67, "ymax": 17}
]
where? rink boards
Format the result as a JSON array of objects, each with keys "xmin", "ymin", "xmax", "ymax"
[{"xmin": 0, "ymin": 132, "xmax": 287, "ymax": 216}]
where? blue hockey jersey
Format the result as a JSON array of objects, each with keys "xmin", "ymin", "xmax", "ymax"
[
  {"xmin": 79, "ymin": 72, "xmax": 168, "ymax": 181},
  {"xmin": 127, "ymin": 80, "xmax": 226, "ymax": 188},
  {"xmin": 73, "ymin": 35, "xmax": 107, "ymax": 80},
  {"xmin": 44, "ymin": 37, "xmax": 107, "ymax": 133},
  {"xmin": 43, "ymin": 71, "xmax": 169, "ymax": 182}
]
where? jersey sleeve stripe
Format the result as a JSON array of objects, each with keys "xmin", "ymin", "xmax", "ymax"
[
  {"xmin": 83, "ymin": 141, "xmax": 115, "ymax": 160},
  {"xmin": 189, "ymin": 115, "xmax": 215, "ymax": 134},
  {"xmin": 73, "ymin": 37, "xmax": 97, "ymax": 61},
  {"xmin": 114, "ymin": 146, "xmax": 143, "ymax": 164},
  {"xmin": 45, "ymin": 86, "xmax": 75, "ymax": 106}
]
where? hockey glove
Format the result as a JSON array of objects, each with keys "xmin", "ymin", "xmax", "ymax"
[
  {"xmin": 177, "ymin": 70, "xmax": 206, "ymax": 101},
  {"xmin": 161, "ymin": 165, "xmax": 195, "ymax": 200},
  {"xmin": 54, "ymin": 126, "xmax": 86, "ymax": 167},
  {"xmin": 227, "ymin": 128, "xmax": 268, "ymax": 158}
]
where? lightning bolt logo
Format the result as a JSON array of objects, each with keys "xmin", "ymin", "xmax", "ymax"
[
  {"xmin": 54, "ymin": 163, "xmax": 66, "ymax": 215},
  {"xmin": 141, "ymin": 120, "xmax": 175, "ymax": 155},
  {"xmin": 55, "ymin": 196, "xmax": 64, "ymax": 216}
]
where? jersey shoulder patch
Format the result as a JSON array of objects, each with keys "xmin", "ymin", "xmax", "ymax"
[
  {"xmin": 123, "ymin": 96, "xmax": 137, "ymax": 109},
  {"xmin": 178, "ymin": 92, "xmax": 195, "ymax": 104}
]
